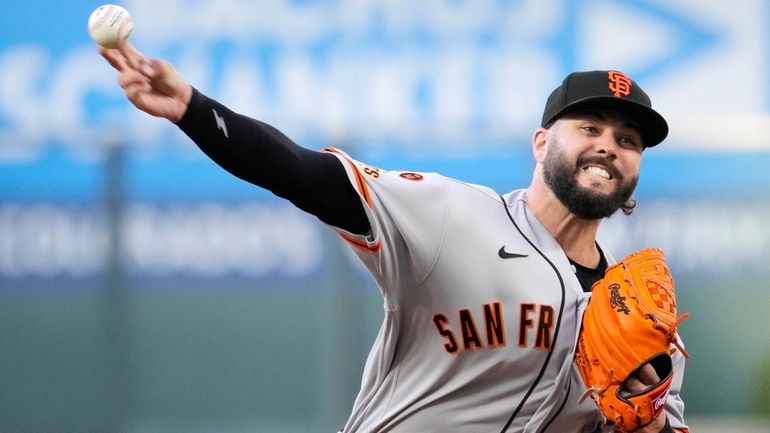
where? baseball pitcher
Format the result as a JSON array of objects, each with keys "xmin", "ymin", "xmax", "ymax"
[{"xmin": 99, "ymin": 42, "xmax": 690, "ymax": 433}]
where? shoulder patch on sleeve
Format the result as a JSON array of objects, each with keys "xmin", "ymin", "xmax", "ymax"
[{"xmin": 398, "ymin": 172, "xmax": 424, "ymax": 181}]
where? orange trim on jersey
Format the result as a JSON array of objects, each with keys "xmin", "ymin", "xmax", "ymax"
[
  {"xmin": 338, "ymin": 231, "xmax": 381, "ymax": 253},
  {"xmin": 322, "ymin": 148, "xmax": 372, "ymax": 208},
  {"xmin": 672, "ymin": 429, "xmax": 689, "ymax": 433}
]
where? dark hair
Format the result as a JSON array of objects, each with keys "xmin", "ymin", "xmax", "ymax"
[{"xmin": 621, "ymin": 198, "xmax": 636, "ymax": 215}]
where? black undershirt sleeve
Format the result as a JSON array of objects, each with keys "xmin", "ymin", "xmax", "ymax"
[{"xmin": 174, "ymin": 87, "xmax": 370, "ymax": 235}]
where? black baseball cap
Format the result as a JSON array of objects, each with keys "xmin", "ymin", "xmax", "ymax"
[{"xmin": 541, "ymin": 70, "xmax": 668, "ymax": 147}]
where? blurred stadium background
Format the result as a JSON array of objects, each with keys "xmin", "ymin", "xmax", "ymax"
[{"xmin": 1, "ymin": 0, "xmax": 769, "ymax": 432}]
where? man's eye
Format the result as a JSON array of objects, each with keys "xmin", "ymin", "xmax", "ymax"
[
  {"xmin": 583, "ymin": 126, "xmax": 598, "ymax": 133},
  {"xmin": 619, "ymin": 137, "xmax": 639, "ymax": 147}
]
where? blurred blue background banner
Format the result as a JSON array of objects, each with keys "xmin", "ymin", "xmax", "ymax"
[
  {"xmin": 1, "ymin": 0, "xmax": 767, "ymax": 157},
  {"xmin": 1, "ymin": 1, "xmax": 769, "ymax": 432},
  {"xmin": 1, "ymin": 151, "xmax": 770, "ymax": 284}
]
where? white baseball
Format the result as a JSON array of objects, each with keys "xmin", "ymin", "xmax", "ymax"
[{"xmin": 88, "ymin": 4, "xmax": 134, "ymax": 48}]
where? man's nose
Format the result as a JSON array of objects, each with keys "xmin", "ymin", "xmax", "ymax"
[{"xmin": 593, "ymin": 133, "xmax": 619, "ymax": 160}]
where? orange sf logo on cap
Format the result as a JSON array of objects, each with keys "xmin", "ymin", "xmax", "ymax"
[{"xmin": 608, "ymin": 70, "xmax": 632, "ymax": 97}]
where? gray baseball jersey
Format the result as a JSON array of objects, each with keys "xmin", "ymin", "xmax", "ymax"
[{"xmin": 324, "ymin": 149, "xmax": 688, "ymax": 433}]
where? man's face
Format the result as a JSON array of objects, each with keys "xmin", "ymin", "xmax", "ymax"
[{"xmin": 542, "ymin": 110, "xmax": 643, "ymax": 219}]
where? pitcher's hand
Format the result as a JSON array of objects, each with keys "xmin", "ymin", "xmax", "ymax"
[
  {"xmin": 624, "ymin": 364, "xmax": 667, "ymax": 433},
  {"xmin": 99, "ymin": 43, "xmax": 192, "ymax": 122}
]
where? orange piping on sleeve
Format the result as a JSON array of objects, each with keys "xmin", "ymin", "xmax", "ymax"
[
  {"xmin": 338, "ymin": 231, "xmax": 381, "ymax": 253},
  {"xmin": 322, "ymin": 148, "xmax": 372, "ymax": 208}
]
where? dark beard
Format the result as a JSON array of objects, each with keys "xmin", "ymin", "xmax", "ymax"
[{"xmin": 543, "ymin": 138, "xmax": 638, "ymax": 219}]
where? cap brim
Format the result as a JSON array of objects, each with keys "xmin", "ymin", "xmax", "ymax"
[{"xmin": 549, "ymin": 96, "xmax": 669, "ymax": 147}]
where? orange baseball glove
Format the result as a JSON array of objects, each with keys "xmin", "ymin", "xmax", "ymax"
[{"xmin": 574, "ymin": 248, "xmax": 690, "ymax": 432}]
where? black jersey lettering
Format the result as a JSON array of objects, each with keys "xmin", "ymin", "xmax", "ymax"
[
  {"xmin": 519, "ymin": 303, "xmax": 555, "ymax": 350},
  {"xmin": 535, "ymin": 305, "xmax": 555, "ymax": 350},
  {"xmin": 433, "ymin": 302, "xmax": 508, "ymax": 355},
  {"xmin": 459, "ymin": 308, "xmax": 484, "ymax": 351},
  {"xmin": 483, "ymin": 302, "xmax": 506, "ymax": 348},
  {"xmin": 519, "ymin": 303, "xmax": 536, "ymax": 347},
  {"xmin": 433, "ymin": 313, "xmax": 460, "ymax": 354}
]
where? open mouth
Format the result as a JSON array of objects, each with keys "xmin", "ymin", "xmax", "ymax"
[{"xmin": 583, "ymin": 165, "xmax": 613, "ymax": 180}]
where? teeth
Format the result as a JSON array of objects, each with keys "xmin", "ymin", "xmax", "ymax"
[{"xmin": 585, "ymin": 166, "xmax": 611, "ymax": 179}]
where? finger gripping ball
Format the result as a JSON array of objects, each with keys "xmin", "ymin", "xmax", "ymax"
[{"xmin": 88, "ymin": 4, "xmax": 134, "ymax": 48}]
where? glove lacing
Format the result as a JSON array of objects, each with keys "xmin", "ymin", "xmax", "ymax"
[
  {"xmin": 579, "ymin": 368, "xmax": 616, "ymax": 404},
  {"xmin": 651, "ymin": 312, "xmax": 691, "ymax": 359}
]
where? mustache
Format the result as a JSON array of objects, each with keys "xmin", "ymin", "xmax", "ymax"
[{"xmin": 576, "ymin": 156, "xmax": 623, "ymax": 180}]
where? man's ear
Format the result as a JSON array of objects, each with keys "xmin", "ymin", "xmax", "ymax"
[{"xmin": 532, "ymin": 127, "xmax": 549, "ymax": 163}]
